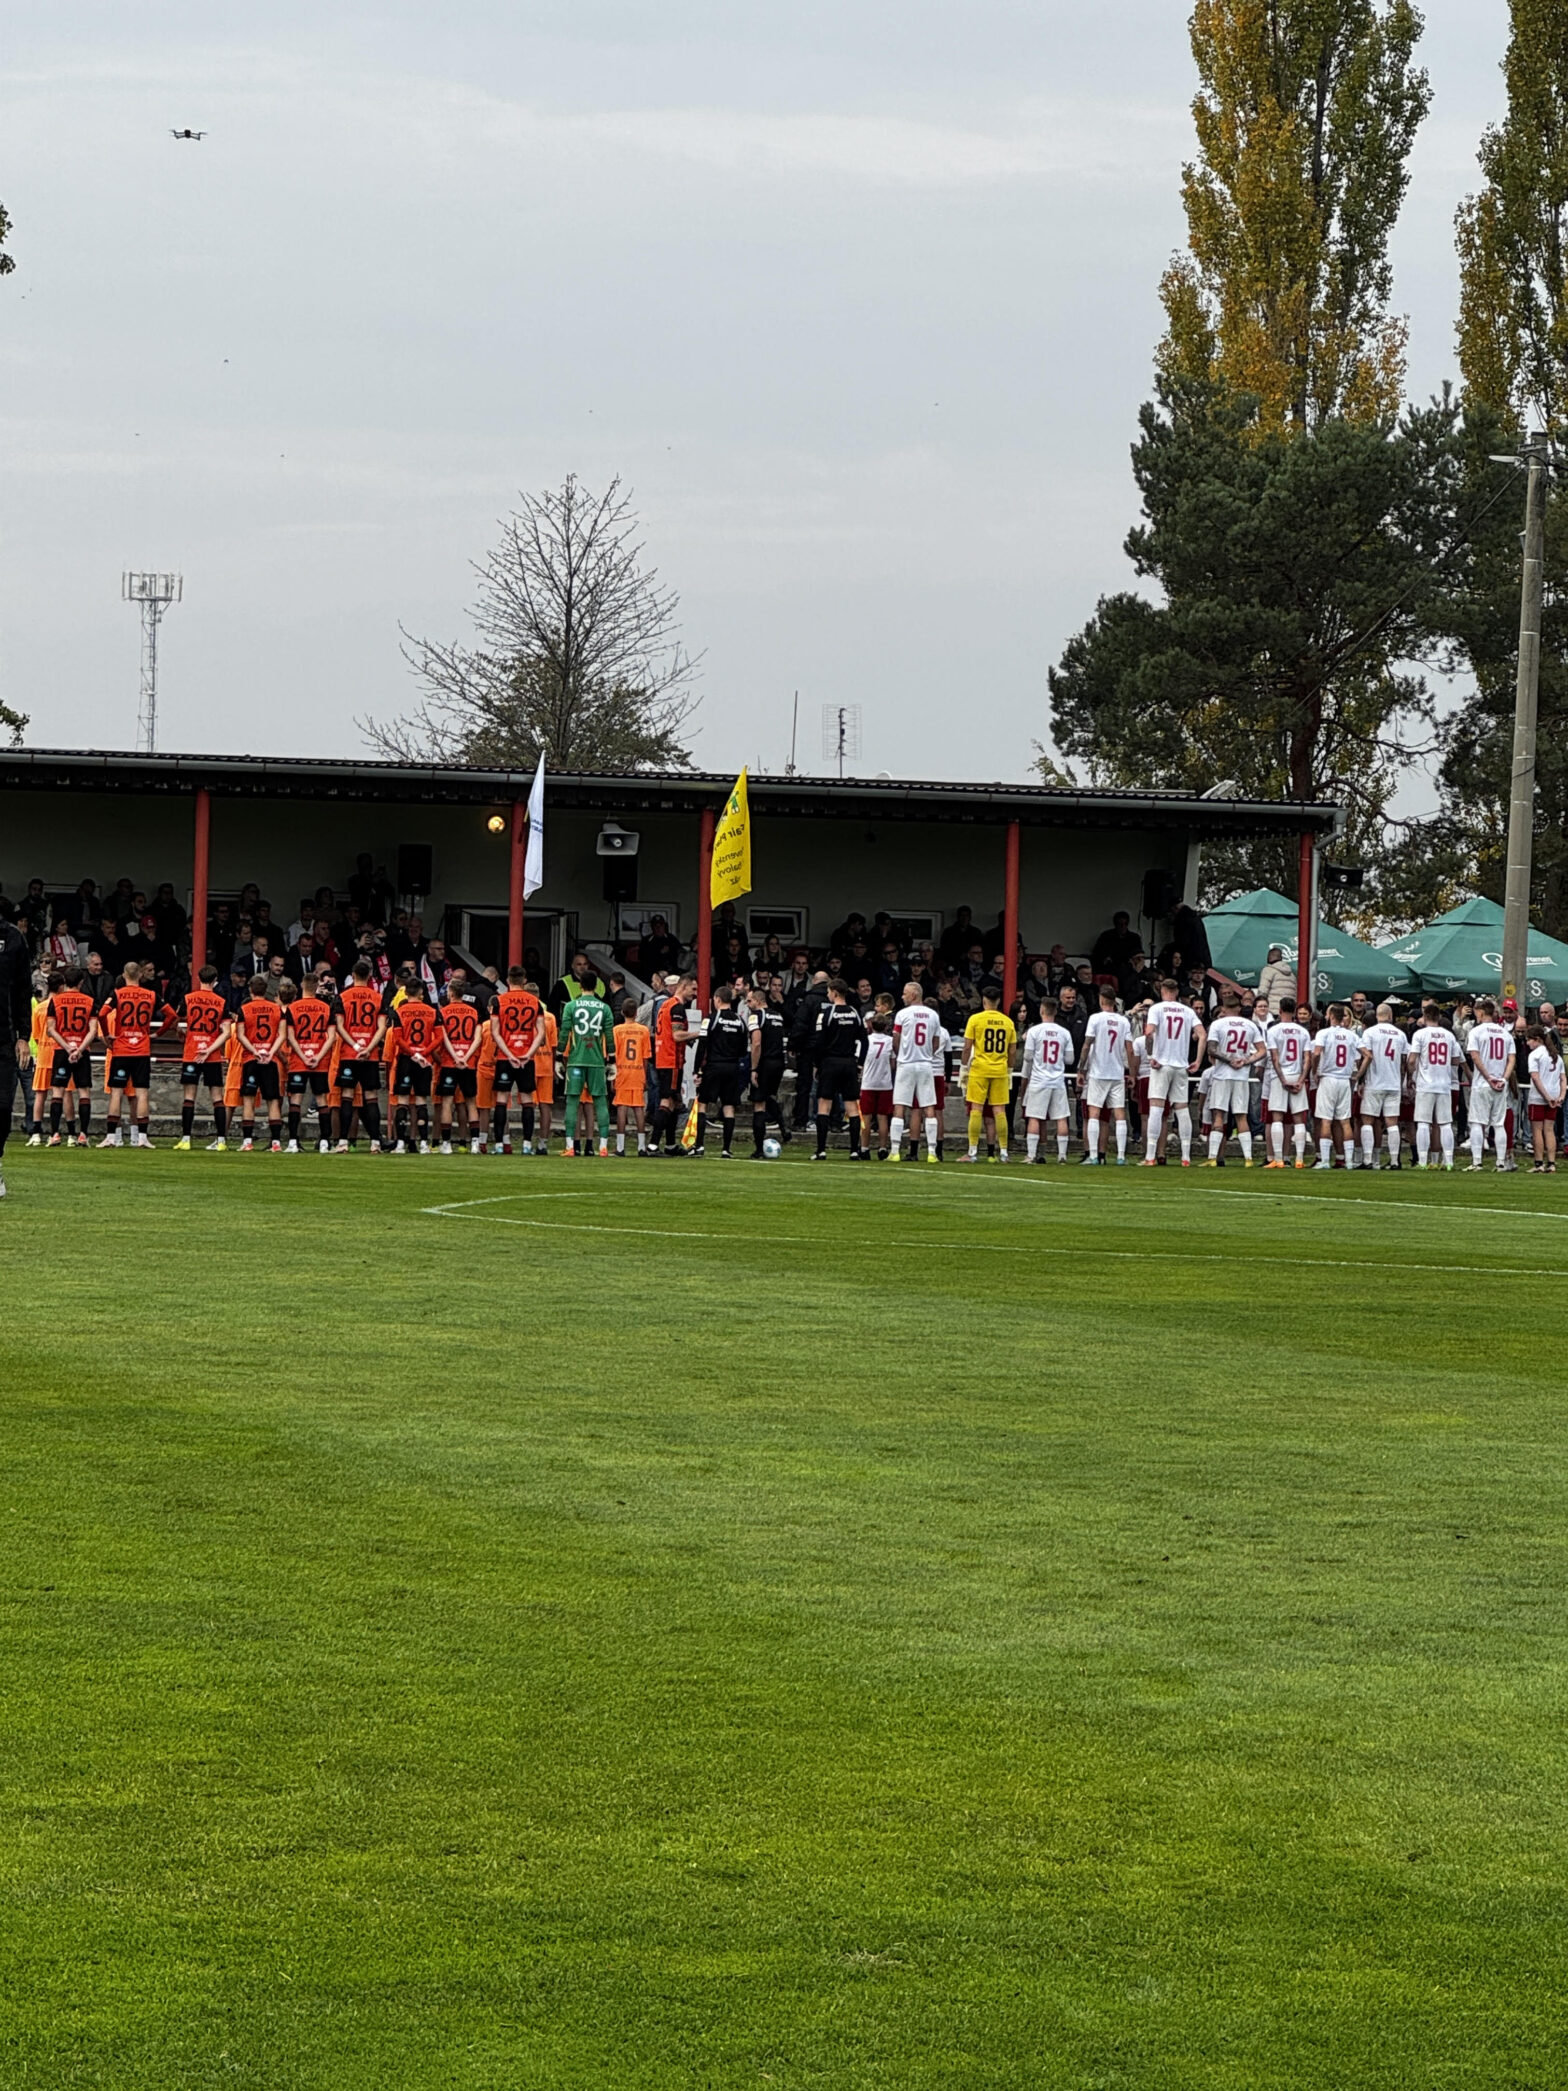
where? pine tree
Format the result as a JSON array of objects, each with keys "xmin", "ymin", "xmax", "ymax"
[{"xmin": 1160, "ymin": 0, "xmax": 1430, "ymax": 434}]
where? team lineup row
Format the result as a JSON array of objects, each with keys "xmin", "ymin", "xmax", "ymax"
[{"xmin": 18, "ymin": 961, "xmax": 1566, "ymax": 1173}]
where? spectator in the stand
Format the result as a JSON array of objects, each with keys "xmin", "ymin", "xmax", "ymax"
[
  {"xmin": 980, "ymin": 910, "xmax": 1008, "ymax": 963},
  {"xmin": 720, "ymin": 931, "xmax": 748, "ymax": 984},
  {"xmin": 208, "ymin": 901, "xmax": 237, "ymax": 973},
  {"xmin": 1118, "ymin": 948, "xmax": 1157, "ymax": 1006},
  {"xmin": 237, "ymin": 881, "xmax": 262, "ymax": 916},
  {"xmin": 935, "ymin": 972, "xmax": 969, "ymax": 1033},
  {"xmin": 641, "ymin": 914, "xmax": 683, "ymax": 977},
  {"xmin": 840, "ymin": 933, "xmax": 873, "ymax": 985},
  {"xmin": 1073, "ymin": 961, "xmax": 1098, "ymax": 1001},
  {"xmin": 874, "ymin": 940, "xmax": 907, "ymax": 997},
  {"xmin": 46, "ymin": 918, "xmax": 81, "ymax": 967},
  {"xmin": 285, "ymin": 929, "xmax": 323, "ymax": 984},
  {"xmin": 937, "ymin": 906, "xmax": 975, "ymax": 966},
  {"xmin": 959, "ymin": 941, "xmax": 989, "ymax": 993},
  {"xmin": 91, "ymin": 915, "xmax": 125, "ymax": 968},
  {"xmin": 1044, "ymin": 943, "xmax": 1073, "ymax": 991},
  {"xmin": 139, "ymin": 911, "xmax": 180, "ymax": 988},
  {"xmin": 250, "ymin": 933, "xmax": 275, "ymax": 977},
  {"xmin": 81, "ymin": 948, "xmax": 113, "ymax": 1012},
  {"xmin": 406, "ymin": 914, "xmax": 430, "ymax": 962},
  {"xmin": 348, "ymin": 853, "xmax": 394, "ymax": 926},
  {"xmin": 63, "ymin": 878, "xmax": 101, "ymax": 935},
  {"xmin": 781, "ymin": 952, "xmax": 813, "ymax": 1026},
  {"xmin": 253, "ymin": 900, "xmax": 284, "ymax": 953},
  {"xmin": 149, "ymin": 882, "xmax": 187, "ymax": 945},
  {"xmin": 709, "ymin": 901, "xmax": 748, "ymax": 971},
  {"xmin": 1022, "ymin": 956, "xmax": 1054, "ymax": 1022},
  {"xmin": 549, "ymin": 950, "xmax": 608, "ymax": 1018},
  {"xmin": 104, "ymin": 876, "xmax": 138, "ymax": 924},
  {"xmin": 1056, "ymin": 981, "xmax": 1088, "ymax": 1060},
  {"xmin": 1090, "ymin": 910, "xmax": 1142, "ymax": 974},
  {"xmin": 827, "ymin": 911, "xmax": 867, "ymax": 962},
  {"xmin": 424, "ymin": 937, "xmax": 454, "ymax": 993},
  {"xmin": 1256, "ymin": 944, "xmax": 1295, "ymax": 1014},
  {"xmin": 756, "ymin": 932, "xmax": 787, "ymax": 976},
  {"xmin": 223, "ymin": 961, "xmax": 251, "ymax": 1015},
  {"xmin": 1169, "ymin": 900, "xmax": 1211, "ymax": 974},
  {"xmin": 385, "ymin": 910, "xmax": 414, "ymax": 964},
  {"xmin": 871, "ymin": 911, "xmax": 900, "ymax": 952},
  {"xmin": 17, "ymin": 878, "xmax": 50, "ymax": 948}
]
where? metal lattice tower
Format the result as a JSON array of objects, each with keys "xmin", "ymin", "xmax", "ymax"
[
  {"xmin": 122, "ymin": 572, "xmax": 182, "ymax": 752},
  {"xmin": 821, "ymin": 703, "xmax": 862, "ymax": 778}
]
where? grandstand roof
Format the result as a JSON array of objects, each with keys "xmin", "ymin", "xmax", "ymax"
[{"xmin": 0, "ymin": 748, "xmax": 1340, "ymax": 838}]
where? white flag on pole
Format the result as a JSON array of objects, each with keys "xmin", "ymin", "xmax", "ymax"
[{"xmin": 524, "ymin": 754, "xmax": 545, "ymax": 898}]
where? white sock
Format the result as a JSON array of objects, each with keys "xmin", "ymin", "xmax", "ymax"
[
  {"xmin": 1270, "ymin": 1119, "xmax": 1284, "ymax": 1161},
  {"xmin": 1387, "ymin": 1127, "xmax": 1400, "ymax": 1164},
  {"xmin": 1361, "ymin": 1125, "xmax": 1375, "ymax": 1162},
  {"xmin": 1496, "ymin": 1126, "xmax": 1509, "ymax": 1164},
  {"xmin": 1208, "ymin": 1128, "xmax": 1223, "ymax": 1160},
  {"xmin": 1176, "ymin": 1109, "xmax": 1192, "ymax": 1161},
  {"xmin": 1238, "ymin": 1127, "xmax": 1252, "ymax": 1162},
  {"xmin": 1417, "ymin": 1123, "xmax": 1430, "ymax": 1161},
  {"xmin": 1057, "ymin": 1132, "xmax": 1069, "ymax": 1160},
  {"xmin": 1320, "ymin": 1137, "xmax": 1332, "ymax": 1163},
  {"xmin": 1343, "ymin": 1139, "xmax": 1355, "ymax": 1167},
  {"xmin": 1087, "ymin": 1118, "xmax": 1100, "ymax": 1159},
  {"xmin": 1026, "ymin": 1131, "xmax": 1039, "ymax": 1160},
  {"xmin": 889, "ymin": 1116, "xmax": 904, "ymax": 1156},
  {"xmin": 1115, "ymin": 1120, "xmax": 1127, "ymax": 1158},
  {"xmin": 1293, "ymin": 1122, "xmax": 1308, "ymax": 1159},
  {"xmin": 1472, "ymin": 1130, "xmax": 1485, "ymax": 1165},
  {"xmin": 1441, "ymin": 1126, "xmax": 1455, "ymax": 1162},
  {"xmin": 925, "ymin": 1118, "xmax": 938, "ymax": 1154},
  {"xmin": 1146, "ymin": 1104, "xmax": 1165, "ymax": 1156}
]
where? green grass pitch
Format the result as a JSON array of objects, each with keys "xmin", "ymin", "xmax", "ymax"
[{"xmin": 3, "ymin": 1146, "xmax": 1566, "ymax": 2088}]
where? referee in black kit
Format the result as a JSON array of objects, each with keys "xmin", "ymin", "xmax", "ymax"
[
  {"xmin": 692, "ymin": 986, "xmax": 752, "ymax": 1158},
  {"xmin": 812, "ymin": 978, "xmax": 868, "ymax": 1161},
  {"xmin": 0, "ymin": 913, "xmax": 32, "ymax": 1197}
]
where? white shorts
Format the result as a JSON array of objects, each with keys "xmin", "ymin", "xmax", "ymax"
[
  {"xmin": 1414, "ymin": 1089, "xmax": 1452, "ymax": 1125},
  {"xmin": 1361, "ymin": 1087, "xmax": 1402, "ymax": 1119},
  {"xmin": 892, "ymin": 1065, "xmax": 937, "ymax": 1110},
  {"xmin": 1208, "ymin": 1074, "xmax": 1252, "ymax": 1116},
  {"xmin": 1084, "ymin": 1077, "xmax": 1126, "ymax": 1111},
  {"xmin": 1147, "ymin": 1063, "xmax": 1190, "ymax": 1105},
  {"xmin": 1469, "ymin": 1081, "xmax": 1510, "ymax": 1128},
  {"xmin": 1263, "ymin": 1076, "xmax": 1309, "ymax": 1116},
  {"xmin": 1023, "ymin": 1079, "xmax": 1070, "ymax": 1123},
  {"xmin": 1316, "ymin": 1076, "xmax": 1353, "ymax": 1121}
]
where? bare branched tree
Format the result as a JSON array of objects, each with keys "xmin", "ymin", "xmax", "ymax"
[{"xmin": 363, "ymin": 475, "xmax": 700, "ymax": 771}]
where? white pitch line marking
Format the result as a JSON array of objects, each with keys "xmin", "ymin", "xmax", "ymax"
[{"xmin": 418, "ymin": 1198, "xmax": 1557, "ymax": 1279}]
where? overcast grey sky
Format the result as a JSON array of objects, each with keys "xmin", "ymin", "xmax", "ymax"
[{"xmin": 0, "ymin": 0, "xmax": 1513, "ymax": 779}]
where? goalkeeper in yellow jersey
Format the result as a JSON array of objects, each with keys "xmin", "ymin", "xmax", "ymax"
[{"xmin": 961, "ymin": 988, "xmax": 1017, "ymax": 1162}]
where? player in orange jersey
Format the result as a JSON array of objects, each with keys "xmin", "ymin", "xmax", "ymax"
[
  {"xmin": 99, "ymin": 961, "xmax": 176, "ymax": 1148},
  {"xmin": 335, "ymin": 959, "xmax": 388, "ymax": 1152},
  {"xmin": 612, "ymin": 997, "xmax": 652, "ymax": 1155},
  {"xmin": 283, "ymin": 976, "xmax": 338, "ymax": 1153},
  {"xmin": 435, "ymin": 970, "xmax": 486, "ymax": 1154},
  {"xmin": 235, "ymin": 977, "xmax": 287, "ymax": 1150},
  {"xmin": 388, "ymin": 981, "xmax": 444, "ymax": 1152},
  {"xmin": 174, "ymin": 964, "xmax": 233, "ymax": 1149},
  {"xmin": 532, "ymin": 997, "xmax": 559, "ymax": 1154},
  {"xmin": 487, "ymin": 966, "xmax": 542, "ymax": 1154},
  {"xmin": 39, "ymin": 969, "xmax": 98, "ymax": 1146}
]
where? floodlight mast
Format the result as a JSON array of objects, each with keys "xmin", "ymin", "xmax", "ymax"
[{"xmin": 122, "ymin": 571, "xmax": 182, "ymax": 753}]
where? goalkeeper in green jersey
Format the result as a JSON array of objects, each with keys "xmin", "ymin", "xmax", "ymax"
[{"xmin": 561, "ymin": 988, "xmax": 615, "ymax": 1156}]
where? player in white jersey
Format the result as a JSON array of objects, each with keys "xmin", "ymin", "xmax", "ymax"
[
  {"xmin": 1141, "ymin": 979, "xmax": 1203, "ymax": 1166},
  {"xmin": 1080, "ymin": 987, "xmax": 1135, "ymax": 1165},
  {"xmin": 858, "ymin": 1015, "xmax": 896, "ymax": 1159},
  {"xmin": 1465, "ymin": 996, "xmax": 1517, "ymax": 1170},
  {"xmin": 1524, "ymin": 1024, "xmax": 1563, "ymax": 1171},
  {"xmin": 1405, "ymin": 1002, "xmax": 1457, "ymax": 1168},
  {"xmin": 1261, "ymin": 995, "xmax": 1313, "ymax": 1166},
  {"xmin": 1204, "ymin": 993, "xmax": 1263, "ymax": 1165},
  {"xmin": 1311, "ymin": 1004, "xmax": 1363, "ymax": 1167},
  {"xmin": 886, "ymin": 983, "xmax": 943, "ymax": 1162},
  {"xmin": 1020, "ymin": 997, "xmax": 1075, "ymax": 1161},
  {"xmin": 1357, "ymin": 1003, "xmax": 1408, "ymax": 1169}
]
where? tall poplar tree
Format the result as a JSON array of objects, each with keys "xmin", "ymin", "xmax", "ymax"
[
  {"xmin": 1425, "ymin": 1, "xmax": 1568, "ymax": 933},
  {"xmin": 1160, "ymin": 0, "xmax": 1430, "ymax": 434}
]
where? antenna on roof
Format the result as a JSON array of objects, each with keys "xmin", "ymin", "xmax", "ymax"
[
  {"xmin": 821, "ymin": 703, "xmax": 862, "ymax": 778},
  {"xmin": 121, "ymin": 572, "xmax": 182, "ymax": 753}
]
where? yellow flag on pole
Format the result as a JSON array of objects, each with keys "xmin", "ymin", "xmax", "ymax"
[{"xmin": 709, "ymin": 768, "xmax": 752, "ymax": 906}]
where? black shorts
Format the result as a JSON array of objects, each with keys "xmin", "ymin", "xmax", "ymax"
[
  {"xmin": 108, "ymin": 1053, "xmax": 152, "ymax": 1091},
  {"xmin": 699, "ymin": 1065, "xmax": 747, "ymax": 1108},
  {"xmin": 51, "ymin": 1050, "xmax": 94, "ymax": 1088},
  {"xmin": 337, "ymin": 1057, "xmax": 381, "ymax": 1094},
  {"xmin": 816, "ymin": 1056, "xmax": 861, "ymax": 1106},
  {"xmin": 438, "ymin": 1066, "xmax": 479, "ymax": 1100},
  {"xmin": 754, "ymin": 1058, "xmax": 785, "ymax": 1104},
  {"xmin": 287, "ymin": 1068, "xmax": 332, "ymax": 1098},
  {"xmin": 241, "ymin": 1060, "xmax": 281, "ymax": 1102},
  {"xmin": 180, "ymin": 1059, "xmax": 225, "ymax": 1088},
  {"xmin": 656, "ymin": 1065, "xmax": 680, "ymax": 1105},
  {"xmin": 492, "ymin": 1059, "xmax": 535, "ymax": 1095},
  {"xmin": 394, "ymin": 1057, "xmax": 432, "ymax": 1098}
]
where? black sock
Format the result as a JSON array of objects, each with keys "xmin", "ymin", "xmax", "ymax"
[
  {"xmin": 49, "ymin": 1098, "xmax": 63, "ymax": 1135},
  {"xmin": 181, "ymin": 1101, "xmax": 195, "ymax": 1136},
  {"xmin": 753, "ymin": 1108, "xmax": 766, "ymax": 1153},
  {"xmin": 287, "ymin": 1108, "xmax": 301, "ymax": 1141},
  {"xmin": 520, "ymin": 1105, "xmax": 535, "ymax": 1144},
  {"xmin": 362, "ymin": 1100, "xmax": 380, "ymax": 1144},
  {"xmin": 850, "ymin": 1120, "xmax": 862, "ymax": 1156},
  {"xmin": 213, "ymin": 1104, "xmax": 227, "ymax": 1137},
  {"xmin": 695, "ymin": 1109, "xmax": 707, "ymax": 1149},
  {"xmin": 816, "ymin": 1118, "xmax": 828, "ymax": 1155},
  {"xmin": 722, "ymin": 1117, "xmax": 734, "ymax": 1154},
  {"xmin": 137, "ymin": 1118, "xmax": 150, "ymax": 1142},
  {"xmin": 79, "ymin": 1100, "xmax": 91, "ymax": 1136}
]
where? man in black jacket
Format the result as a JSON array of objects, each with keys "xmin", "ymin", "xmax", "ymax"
[
  {"xmin": 812, "ymin": 979, "xmax": 868, "ymax": 1160},
  {"xmin": 788, "ymin": 970, "xmax": 830, "ymax": 1131},
  {"xmin": 0, "ymin": 916, "xmax": 32, "ymax": 1193}
]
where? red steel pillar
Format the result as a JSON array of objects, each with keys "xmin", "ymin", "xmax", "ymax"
[
  {"xmin": 1296, "ymin": 830, "xmax": 1315, "ymax": 1009},
  {"xmin": 508, "ymin": 799, "xmax": 527, "ymax": 971},
  {"xmin": 1002, "ymin": 819, "xmax": 1021, "ymax": 1010},
  {"xmin": 191, "ymin": 786, "xmax": 211, "ymax": 975},
  {"xmin": 697, "ymin": 807, "xmax": 716, "ymax": 1010}
]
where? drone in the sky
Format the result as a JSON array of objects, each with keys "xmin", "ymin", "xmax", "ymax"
[{"xmin": 171, "ymin": 129, "xmax": 206, "ymax": 141}]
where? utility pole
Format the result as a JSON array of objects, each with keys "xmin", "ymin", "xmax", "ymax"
[
  {"xmin": 122, "ymin": 572, "xmax": 182, "ymax": 753},
  {"xmin": 1500, "ymin": 437, "xmax": 1549, "ymax": 1007}
]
